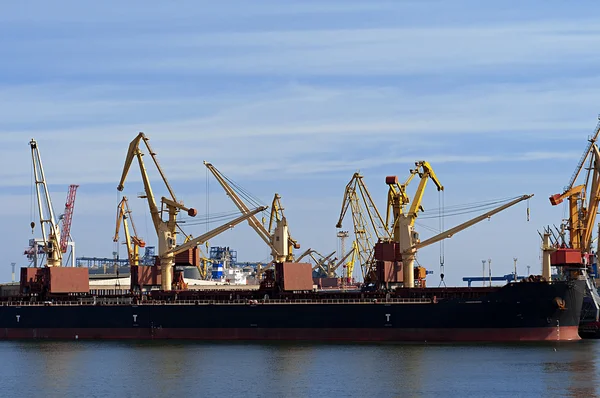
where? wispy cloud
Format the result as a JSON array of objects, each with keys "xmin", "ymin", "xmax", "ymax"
[{"xmin": 1, "ymin": 1, "xmax": 600, "ymax": 283}]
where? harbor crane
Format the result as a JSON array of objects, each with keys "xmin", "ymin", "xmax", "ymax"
[
  {"xmin": 59, "ymin": 184, "xmax": 79, "ymax": 258},
  {"xmin": 29, "ymin": 139, "xmax": 62, "ymax": 267},
  {"xmin": 118, "ymin": 133, "xmax": 266, "ymax": 291},
  {"xmin": 386, "ymin": 161, "xmax": 444, "ymax": 287},
  {"xmin": 549, "ymin": 122, "xmax": 600, "ymax": 254},
  {"xmin": 336, "ymin": 172, "xmax": 390, "ymax": 280},
  {"xmin": 113, "ymin": 196, "xmax": 146, "ymax": 266},
  {"xmin": 204, "ymin": 161, "xmax": 299, "ymax": 265},
  {"xmin": 374, "ymin": 160, "xmax": 533, "ymax": 288},
  {"xmin": 548, "ymin": 119, "xmax": 600, "ymax": 322}
]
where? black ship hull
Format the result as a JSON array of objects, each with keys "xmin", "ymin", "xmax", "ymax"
[{"xmin": 0, "ymin": 280, "xmax": 584, "ymax": 342}]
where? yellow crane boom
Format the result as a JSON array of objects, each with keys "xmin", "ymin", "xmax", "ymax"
[
  {"xmin": 204, "ymin": 161, "xmax": 298, "ymax": 262},
  {"xmin": 118, "ymin": 133, "xmax": 258, "ymax": 290},
  {"xmin": 407, "ymin": 161, "xmax": 443, "ymax": 224},
  {"xmin": 413, "ymin": 194, "xmax": 534, "ymax": 251},
  {"xmin": 386, "ymin": 161, "xmax": 444, "ymax": 236},
  {"xmin": 113, "ymin": 196, "xmax": 146, "ymax": 266}
]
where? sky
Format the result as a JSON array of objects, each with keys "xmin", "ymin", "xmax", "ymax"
[{"xmin": 2, "ymin": 0, "xmax": 600, "ymax": 286}]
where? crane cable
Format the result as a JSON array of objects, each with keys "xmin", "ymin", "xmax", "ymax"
[
  {"xmin": 438, "ymin": 190, "xmax": 446, "ymax": 287},
  {"xmin": 182, "ymin": 210, "xmax": 252, "ymax": 226},
  {"xmin": 219, "ymin": 172, "xmax": 269, "ymax": 218},
  {"xmin": 419, "ymin": 196, "xmax": 522, "ymax": 219},
  {"xmin": 206, "ymin": 164, "xmax": 210, "ymax": 233},
  {"xmin": 115, "ymin": 189, "xmax": 121, "ymax": 262},
  {"xmin": 30, "ymin": 158, "xmax": 34, "ymax": 233}
]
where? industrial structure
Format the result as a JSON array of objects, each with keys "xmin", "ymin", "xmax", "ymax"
[
  {"xmin": 337, "ymin": 161, "xmax": 533, "ymax": 289},
  {"xmin": 336, "ymin": 172, "xmax": 390, "ymax": 280},
  {"xmin": 383, "ymin": 161, "xmax": 444, "ymax": 288},
  {"xmin": 29, "ymin": 138, "xmax": 63, "ymax": 268},
  {"xmin": 204, "ymin": 161, "xmax": 301, "ymax": 276},
  {"xmin": 117, "ymin": 133, "xmax": 266, "ymax": 291},
  {"xmin": 114, "ymin": 196, "xmax": 146, "ymax": 266},
  {"xmin": 546, "ymin": 119, "xmax": 600, "ymax": 337},
  {"xmin": 0, "ymin": 135, "xmax": 589, "ymax": 342}
]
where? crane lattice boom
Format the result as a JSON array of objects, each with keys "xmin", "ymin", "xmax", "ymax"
[
  {"xmin": 336, "ymin": 173, "xmax": 389, "ymax": 280},
  {"xmin": 60, "ymin": 184, "xmax": 79, "ymax": 253}
]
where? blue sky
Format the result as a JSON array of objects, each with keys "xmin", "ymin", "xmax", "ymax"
[{"xmin": 1, "ymin": 1, "xmax": 600, "ymax": 285}]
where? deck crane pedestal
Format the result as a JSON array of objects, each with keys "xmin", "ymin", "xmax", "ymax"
[{"xmin": 118, "ymin": 133, "xmax": 266, "ymax": 291}]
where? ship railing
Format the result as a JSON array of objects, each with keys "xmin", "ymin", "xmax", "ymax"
[
  {"xmin": 1, "ymin": 297, "xmax": 432, "ymax": 306},
  {"xmin": 133, "ymin": 298, "xmax": 432, "ymax": 305}
]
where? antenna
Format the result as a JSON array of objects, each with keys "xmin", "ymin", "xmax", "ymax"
[
  {"xmin": 481, "ymin": 260, "xmax": 486, "ymax": 287},
  {"xmin": 513, "ymin": 258, "xmax": 518, "ymax": 282}
]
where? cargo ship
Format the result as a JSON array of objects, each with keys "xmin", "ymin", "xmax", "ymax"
[
  {"xmin": 8, "ymin": 135, "xmax": 585, "ymax": 342},
  {"xmin": 0, "ymin": 268, "xmax": 586, "ymax": 342}
]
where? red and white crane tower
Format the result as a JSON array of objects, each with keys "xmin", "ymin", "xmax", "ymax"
[{"xmin": 60, "ymin": 184, "xmax": 79, "ymax": 266}]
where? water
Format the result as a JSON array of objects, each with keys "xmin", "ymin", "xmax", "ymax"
[{"xmin": 0, "ymin": 340, "xmax": 599, "ymax": 398}]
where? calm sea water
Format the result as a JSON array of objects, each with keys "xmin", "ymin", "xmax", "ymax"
[{"xmin": 0, "ymin": 340, "xmax": 598, "ymax": 398}]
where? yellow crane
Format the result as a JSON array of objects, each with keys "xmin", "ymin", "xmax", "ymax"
[
  {"xmin": 117, "ymin": 133, "xmax": 266, "ymax": 291},
  {"xmin": 397, "ymin": 194, "xmax": 533, "ymax": 288},
  {"xmin": 345, "ymin": 241, "xmax": 358, "ymax": 282},
  {"xmin": 336, "ymin": 172, "xmax": 390, "ymax": 280},
  {"xmin": 412, "ymin": 195, "xmax": 534, "ymax": 251},
  {"xmin": 549, "ymin": 184, "xmax": 586, "ymax": 249},
  {"xmin": 113, "ymin": 196, "xmax": 146, "ymax": 266},
  {"xmin": 385, "ymin": 161, "xmax": 443, "ymax": 287},
  {"xmin": 204, "ymin": 161, "xmax": 299, "ymax": 264},
  {"xmin": 549, "ymin": 124, "xmax": 600, "ymax": 254},
  {"xmin": 547, "ymin": 120, "xmax": 600, "ymax": 324},
  {"xmin": 268, "ymin": 193, "xmax": 300, "ymax": 255},
  {"xmin": 385, "ymin": 161, "xmax": 444, "ymax": 231}
]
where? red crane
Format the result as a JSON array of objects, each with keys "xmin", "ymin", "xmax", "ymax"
[{"xmin": 60, "ymin": 184, "xmax": 79, "ymax": 253}]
